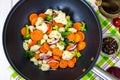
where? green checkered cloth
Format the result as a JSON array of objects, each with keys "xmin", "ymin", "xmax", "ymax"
[{"xmin": 9, "ymin": 0, "xmax": 120, "ymax": 80}]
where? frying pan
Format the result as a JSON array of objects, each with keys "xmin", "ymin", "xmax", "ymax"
[{"xmin": 2, "ymin": 0, "xmax": 110, "ymax": 80}]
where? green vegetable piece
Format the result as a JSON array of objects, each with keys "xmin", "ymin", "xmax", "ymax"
[
  {"xmin": 65, "ymin": 16, "xmax": 73, "ymax": 31},
  {"xmin": 61, "ymin": 31, "xmax": 70, "ymax": 38},
  {"xmin": 37, "ymin": 41, "xmax": 41, "ymax": 46},
  {"xmin": 53, "ymin": 25, "xmax": 59, "ymax": 30},
  {"xmin": 65, "ymin": 39, "xmax": 76, "ymax": 44},
  {"xmin": 72, "ymin": 49, "xmax": 81, "ymax": 57},
  {"xmin": 59, "ymin": 41, "xmax": 66, "ymax": 46},
  {"xmin": 81, "ymin": 22, "xmax": 86, "ymax": 32},
  {"xmin": 45, "ymin": 15, "xmax": 52, "ymax": 21},
  {"xmin": 24, "ymin": 50, "xmax": 35, "ymax": 58},
  {"xmin": 23, "ymin": 25, "xmax": 30, "ymax": 40},
  {"xmin": 66, "ymin": 16, "xmax": 71, "ymax": 21},
  {"xmin": 77, "ymin": 52, "xmax": 81, "ymax": 57}
]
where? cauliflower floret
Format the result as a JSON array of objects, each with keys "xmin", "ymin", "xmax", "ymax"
[
  {"xmin": 62, "ymin": 50, "xmax": 73, "ymax": 60},
  {"xmin": 40, "ymin": 39, "xmax": 46, "ymax": 45},
  {"xmin": 36, "ymin": 22, "xmax": 48, "ymax": 33},
  {"xmin": 49, "ymin": 30, "xmax": 61, "ymax": 39},
  {"xmin": 43, "ymin": 34, "xmax": 48, "ymax": 40},
  {"xmin": 50, "ymin": 44, "xmax": 56, "ymax": 49},
  {"xmin": 30, "ymin": 57, "xmax": 39, "ymax": 65},
  {"xmin": 38, "ymin": 60, "xmax": 42, "ymax": 65},
  {"xmin": 47, "ymin": 51, "xmax": 52, "ymax": 56},
  {"xmin": 45, "ymin": 9, "xmax": 53, "ymax": 15},
  {"xmin": 59, "ymin": 27, "xmax": 65, "ymax": 32},
  {"xmin": 24, "ymin": 39, "xmax": 32, "ymax": 44},
  {"xmin": 29, "ymin": 26, "xmax": 35, "ymax": 32},
  {"xmin": 42, "ymin": 60, "xmax": 48, "ymax": 64},
  {"xmin": 35, "ymin": 17, "xmax": 44, "ymax": 26},
  {"xmin": 40, "ymin": 63, "xmax": 50, "ymax": 71},
  {"xmin": 30, "ymin": 45, "xmax": 40, "ymax": 52},
  {"xmin": 53, "ymin": 11, "xmax": 67, "ymax": 25},
  {"xmin": 47, "ymin": 38, "xmax": 55, "ymax": 43},
  {"xmin": 68, "ymin": 28, "xmax": 77, "ymax": 33},
  {"xmin": 23, "ymin": 42, "xmax": 29, "ymax": 50},
  {"xmin": 57, "ymin": 43, "xmax": 65, "ymax": 50}
]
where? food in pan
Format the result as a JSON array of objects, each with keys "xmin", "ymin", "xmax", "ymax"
[{"xmin": 21, "ymin": 9, "xmax": 87, "ymax": 71}]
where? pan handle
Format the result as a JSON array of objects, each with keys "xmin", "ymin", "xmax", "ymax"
[{"xmin": 91, "ymin": 66, "xmax": 119, "ymax": 80}]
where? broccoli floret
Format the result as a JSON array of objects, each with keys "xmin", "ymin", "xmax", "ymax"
[{"xmin": 24, "ymin": 50, "xmax": 35, "ymax": 58}]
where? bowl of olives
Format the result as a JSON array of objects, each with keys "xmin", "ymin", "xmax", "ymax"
[{"xmin": 102, "ymin": 33, "xmax": 120, "ymax": 56}]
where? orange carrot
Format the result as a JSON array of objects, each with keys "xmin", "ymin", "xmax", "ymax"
[
  {"xmin": 43, "ymin": 42, "xmax": 50, "ymax": 51},
  {"xmin": 46, "ymin": 24, "xmax": 52, "ymax": 34},
  {"xmin": 30, "ymin": 30, "xmax": 43, "ymax": 41},
  {"xmin": 74, "ymin": 33, "xmax": 81, "ymax": 42},
  {"xmin": 29, "ymin": 13, "xmax": 38, "ymax": 22},
  {"xmin": 73, "ymin": 22, "xmax": 82, "ymax": 31},
  {"xmin": 59, "ymin": 59, "xmax": 68, "ymax": 68},
  {"xmin": 52, "ymin": 48, "xmax": 63, "ymax": 57},
  {"xmin": 31, "ymin": 18, "xmax": 38, "ymax": 26},
  {"xmin": 39, "ymin": 13, "xmax": 46, "ymax": 19},
  {"xmin": 29, "ymin": 13, "xmax": 38, "ymax": 26},
  {"xmin": 28, "ymin": 41, "xmax": 37, "ymax": 48},
  {"xmin": 34, "ymin": 53, "xmax": 40, "ymax": 59},
  {"xmin": 77, "ymin": 41, "xmax": 86, "ymax": 51},
  {"xmin": 77, "ymin": 31, "xmax": 85, "ymax": 41},
  {"xmin": 39, "ymin": 45, "xmax": 48, "ymax": 53},
  {"xmin": 21, "ymin": 27, "xmax": 26, "ymax": 36},
  {"xmin": 56, "ymin": 23, "xmax": 64, "ymax": 27},
  {"xmin": 66, "ymin": 44, "xmax": 74, "ymax": 50},
  {"xmin": 72, "ymin": 57, "xmax": 77, "ymax": 63},
  {"xmin": 67, "ymin": 60, "xmax": 75, "ymax": 68},
  {"xmin": 53, "ymin": 56, "xmax": 60, "ymax": 61},
  {"xmin": 67, "ymin": 32, "xmax": 75, "ymax": 41},
  {"xmin": 48, "ymin": 62, "xmax": 59, "ymax": 69}
]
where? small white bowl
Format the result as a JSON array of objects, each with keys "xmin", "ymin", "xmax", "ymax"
[{"xmin": 101, "ymin": 33, "xmax": 120, "ymax": 57}]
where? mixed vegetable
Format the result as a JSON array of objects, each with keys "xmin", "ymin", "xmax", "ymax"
[{"xmin": 21, "ymin": 9, "xmax": 87, "ymax": 71}]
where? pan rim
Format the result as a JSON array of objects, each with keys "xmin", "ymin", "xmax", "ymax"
[{"xmin": 2, "ymin": 0, "xmax": 102, "ymax": 80}]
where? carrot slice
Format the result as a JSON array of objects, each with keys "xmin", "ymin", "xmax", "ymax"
[
  {"xmin": 46, "ymin": 24, "xmax": 53, "ymax": 34},
  {"xmin": 67, "ymin": 60, "xmax": 75, "ymax": 68},
  {"xmin": 59, "ymin": 59, "xmax": 68, "ymax": 68},
  {"xmin": 52, "ymin": 47, "xmax": 62, "ymax": 57},
  {"xmin": 48, "ymin": 62, "xmax": 59, "ymax": 69},
  {"xmin": 29, "ymin": 13, "xmax": 38, "ymax": 26},
  {"xmin": 53, "ymin": 56, "xmax": 60, "ymax": 61},
  {"xmin": 77, "ymin": 31, "xmax": 85, "ymax": 41},
  {"xmin": 21, "ymin": 27, "xmax": 26, "ymax": 36},
  {"xmin": 72, "ymin": 57, "xmax": 77, "ymax": 63},
  {"xmin": 39, "ymin": 13, "xmax": 46, "ymax": 19},
  {"xmin": 31, "ymin": 18, "xmax": 38, "ymax": 26},
  {"xmin": 39, "ymin": 45, "xmax": 48, "ymax": 53},
  {"xmin": 73, "ymin": 22, "xmax": 82, "ymax": 31},
  {"xmin": 74, "ymin": 33, "xmax": 81, "ymax": 42},
  {"xmin": 28, "ymin": 41, "xmax": 37, "ymax": 48},
  {"xmin": 66, "ymin": 44, "xmax": 74, "ymax": 50},
  {"xmin": 67, "ymin": 32, "xmax": 75, "ymax": 41},
  {"xmin": 56, "ymin": 23, "xmax": 64, "ymax": 27},
  {"xmin": 43, "ymin": 42, "xmax": 50, "ymax": 51},
  {"xmin": 34, "ymin": 53, "xmax": 40, "ymax": 59},
  {"xmin": 30, "ymin": 30, "xmax": 43, "ymax": 41},
  {"xmin": 29, "ymin": 13, "xmax": 38, "ymax": 22},
  {"xmin": 77, "ymin": 41, "xmax": 86, "ymax": 51}
]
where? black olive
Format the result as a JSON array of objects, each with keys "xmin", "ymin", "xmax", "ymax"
[{"xmin": 102, "ymin": 37, "xmax": 118, "ymax": 55}]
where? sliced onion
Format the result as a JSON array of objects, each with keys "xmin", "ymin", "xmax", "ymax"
[
  {"xmin": 49, "ymin": 38, "xmax": 60, "ymax": 45},
  {"xmin": 47, "ymin": 60, "xmax": 59, "ymax": 64},
  {"xmin": 69, "ymin": 44, "xmax": 77, "ymax": 51},
  {"xmin": 39, "ymin": 54, "xmax": 52, "ymax": 60}
]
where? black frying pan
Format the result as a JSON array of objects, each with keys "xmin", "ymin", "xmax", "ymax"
[{"xmin": 3, "ymin": 0, "xmax": 102, "ymax": 80}]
